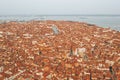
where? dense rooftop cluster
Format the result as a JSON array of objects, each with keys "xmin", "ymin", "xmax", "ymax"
[{"xmin": 0, "ymin": 21, "xmax": 120, "ymax": 80}]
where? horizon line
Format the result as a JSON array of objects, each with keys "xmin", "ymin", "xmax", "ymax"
[{"xmin": 0, "ymin": 14, "xmax": 120, "ymax": 16}]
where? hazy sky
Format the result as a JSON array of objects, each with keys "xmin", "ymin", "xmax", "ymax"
[{"xmin": 0, "ymin": 0, "xmax": 120, "ymax": 15}]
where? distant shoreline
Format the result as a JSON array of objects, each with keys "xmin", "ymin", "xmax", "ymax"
[
  {"xmin": 0, "ymin": 14, "xmax": 120, "ymax": 16},
  {"xmin": 0, "ymin": 20, "xmax": 120, "ymax": 32},
  {"xmin": 0, "ymin": 15, "xmax": 120, "ymax": 31}
]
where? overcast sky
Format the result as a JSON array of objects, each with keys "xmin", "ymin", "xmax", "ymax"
[{"xmin": 0, "ymin": 0, "xmax": 120, "ymax": 15}]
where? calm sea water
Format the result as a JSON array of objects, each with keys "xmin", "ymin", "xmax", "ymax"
[{"xmin": 0, "ymin": 15, "xmax": 120, "ymax": 31}]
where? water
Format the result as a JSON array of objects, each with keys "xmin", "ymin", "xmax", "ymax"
[{"xmin": 0, "ymin": 15, "xmax": 120, "ymax": 31}]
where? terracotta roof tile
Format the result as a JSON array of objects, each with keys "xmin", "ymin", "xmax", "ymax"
[{"xmin": 0, "ymin": 21, "xmax": 120, "ymax": 79}]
